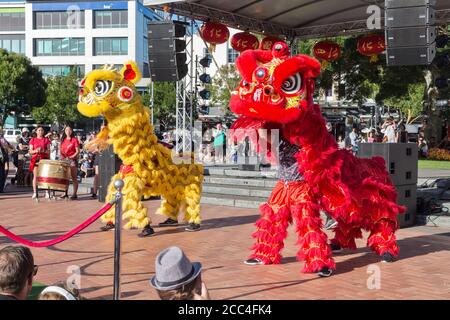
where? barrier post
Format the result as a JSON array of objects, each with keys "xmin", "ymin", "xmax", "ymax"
[{"xmin": 113, "ymin": 179, "xmax": 124, "ymax": 300}]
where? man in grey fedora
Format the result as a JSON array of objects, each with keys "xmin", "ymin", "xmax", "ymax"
[{"xmin": 151, "ymin": 246, "xmax": 210, "ymax": 300}]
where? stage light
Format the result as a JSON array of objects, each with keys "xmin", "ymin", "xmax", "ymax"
[
  {"xmin": 199, "ymin": 73, "xmax": 212, "ymax": 84},
  {"xmin": 198, "ymin": 105, "xmax": 209, "ymax": 115},
  {"xmin": 199, "ymin": 55, "xmax": 212, "ymax": 68},
  {"xmin": 199, "ymin": 89, "xmax": 211, "ymax": 100}
]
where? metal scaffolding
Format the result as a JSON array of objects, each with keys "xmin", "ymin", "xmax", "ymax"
[{"xmin": 175, "ymin": 17, "xmax": 194, "ymax": 154}]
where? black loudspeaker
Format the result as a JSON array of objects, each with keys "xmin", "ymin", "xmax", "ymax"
[
  {"xmin": 98, "ymin": 145, "xmax": 122, "ymax": 202},
  {"xmin": 386, "ymin": 26, "xmax": 436, "ymax": 47},
  {"xmin": 148, "ymin": 52, "xmax": 186, "ymax": 69},
  {"xmin": 386, "ymin": 42, "xmax": 436, "ymax": 66},
  {"xmin": 147, "ymin": 21, "xmax": 188, "ymax": 82},
  {"xmin": 148, "ymin": 38, "xmax": 186, "ymax": 53},
  {"xmin": 385, "ymin": 0, "xmax": 436, "ymax": 66},
  {"xmin": 385, "ymin": 0, "xmax": 436, "ymax": 8},
  {"xmin": 147, "ymin": 21, "xmax": 187, "ymax": 39},
  {"xmin": 385, "ymin": 7, "xmax": 435, "ymax": 28},
  {"xmin": 150, "ymin": 65, "xmax": 188, "ymax": 82}
]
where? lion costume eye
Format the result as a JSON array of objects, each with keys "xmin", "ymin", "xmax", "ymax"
[
  {"xmin": 281, "ymin": 73, "xmax": 302, "ymax": 95},
  {"xmin": 94, "ymin": 80, "xmax": 112, "ymax": 96}
]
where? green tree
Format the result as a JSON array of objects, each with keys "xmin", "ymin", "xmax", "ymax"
[
  {"xmin": 142, "ymin": 82, "xmax": 176, "ymax": 132},
  {"xmin": 297, "ymin": 37, "xmax": 383, "ymax": 103},
  {"xmin": 32, "ymin": 70, "xmax": 80, "ymax": 128},
  {"xmin": 384, "ymin": 83, "xmax": 426, "ymax": 117},
  {"xmin": 210, "ymin": 64, "xmax": 241, "ymax": 115},
  {"xmin": 0, "ymin": 49, "xmax": 46, "ymax": 127}
]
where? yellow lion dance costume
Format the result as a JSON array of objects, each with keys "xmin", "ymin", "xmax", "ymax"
[{"xmin": 77, "ymin": 62, "xmax": 203, "ymax": 237}]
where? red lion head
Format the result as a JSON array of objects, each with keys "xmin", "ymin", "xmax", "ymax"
[{"xmin": 230, "ymin": 42, "xmax": 321, "ymax": 124}]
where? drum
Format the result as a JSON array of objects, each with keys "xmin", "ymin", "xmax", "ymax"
[{"xmin": 37, "ymin": 160, "xmax": 70, "ymax": 191}]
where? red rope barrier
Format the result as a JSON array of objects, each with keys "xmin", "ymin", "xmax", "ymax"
[{"xmin": 0, "ymin": 203, "xmax": 114, "ymax": 248}]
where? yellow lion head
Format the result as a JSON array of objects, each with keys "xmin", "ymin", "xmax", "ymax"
[{"xmin": 77, "ymin": 61, "xmax": 143, "ymax": 118}]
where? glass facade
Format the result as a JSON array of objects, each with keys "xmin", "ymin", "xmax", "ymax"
[
  {"xmin": 38, "ymin": 65, "xmax": 85, "ymax": 77},
  {"xmin": 34, "ymin": 11, "xmax": 85, "ymax": 29},
  {"xmin": 35, "ymin": 38, "xmax": 85, "ymax": 56},
  {"xmin": 0, "ymin": 34, "xmax": 25, "ymax": 54},
  {"xmin": 94, "ymin": 10, "xmax": 128, "ymax": 28},
  {"xmin": 0, "ymin": 9, "xmax": 25, "ymax": 31},
  {"xmin": 93, "ymin": 64, "xmax": 123, "ymax": 70},
  {"xmin": 94, "ymin": 37, "xmax": 128, "ymax": 55}
]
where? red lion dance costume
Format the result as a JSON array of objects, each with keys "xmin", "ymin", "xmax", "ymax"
[{"xmin": 229, "ymin": 42, "xmax": 405, "ymax": 277}]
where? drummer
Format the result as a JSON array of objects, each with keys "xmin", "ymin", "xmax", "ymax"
[
  {"xmin": 60, "ymin": 125, "xmax": 80, "ymax": 200},
  {"xmin": 29, "ymin": 126, "xmax": 51, "ymax": 199}
]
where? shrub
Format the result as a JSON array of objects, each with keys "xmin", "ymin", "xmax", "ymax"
[{"xmin": 427, "ymin": 148, "xmax": 450, "ymax": 161}]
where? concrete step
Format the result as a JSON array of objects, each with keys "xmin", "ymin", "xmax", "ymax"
[
  {"xmin": 202, "ymin": 184, "xmax": 272, "ymax": 198},
  {"xmin": 200, "ymin": 193, "xmax": 266, "ymax": 209},
  {"xmin": 203, "ymin": 175, "xmax": 277, "ymax": 188},
  {"xmin": 205, "ymin": 167, "xmax": 278, "ymax": 178}
]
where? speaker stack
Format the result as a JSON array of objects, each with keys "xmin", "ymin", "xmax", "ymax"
[
  {"xmin": 98, "ymin": 145, "xmax": 122, "ymax": 202},
  {"xmin": 385, "ymin": 0, "xmax": 437, "ymax": 66},
  {"xmin": 147, "ymin": 21, "xmax": 188, "ymax": 82},
  {"xmin": 358, "ymin": 143, "xmax": 418, "ymax": 228}
]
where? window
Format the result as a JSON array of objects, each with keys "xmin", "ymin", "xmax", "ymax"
[
  {"xmin": 94, "ymin": 38, "xmax": 127, "ymax": 55},
  {"xmin": 94, "ymin": 10, "xmax": 128, "ymax": 28},
  {"xmin": 34, "ymin": 11, "xmax": 85, "ymax": 29},
  {"xmin": 35, "ymin": 38, "xmax": 85, "ymax": 56},
  {"xmin": 143, "ymin": 36, "xmax": 148, "ymax": 61},
  {"xmin": 38, "ymin": 65, "xmax": 85, "ymax": 78},
  {"xmin": 0, "ymin": 35, "xmax": 25, "ymax": 54},
  {"xmin": 0, "ymin": 10, "xmax": 25, "ymax": 31},
  {"xmin": 227, "ymin": 48, "xmax": 239, "ymax": 63},
  {"xmin": 143, "ymin": 62, "xmax": 150, "ymax": 78},
  {"xmin": 93, "ymin": 64, "xmax": 123, "ymax": 70}
]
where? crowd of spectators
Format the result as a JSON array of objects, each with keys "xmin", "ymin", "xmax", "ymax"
[
  {"xmin": 0, "ymin": 245, "xmax": 209, "ymax": 300},
  {"xmin": 0, "ymin": 125, "xmax": 99, "ymax": 198}
]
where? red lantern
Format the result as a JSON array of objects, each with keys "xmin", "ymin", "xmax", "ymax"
[
  {"xmin": 357, "ymin": 34, "xmax": 386, "ymax": 62},
  {"xmin": 313, "ymin": 41, "xmax": 341, "ymax": 67},
  {"xmin": 260, "ymin": 36, "xmax": 282, "ymax": 50},
  {"xmin": 200, "ymin": 22, "xmax": 229, "ymax": 51},
  {"xmin": 231, "ymin": 32, "xmax": 259, "ymax": 52}
]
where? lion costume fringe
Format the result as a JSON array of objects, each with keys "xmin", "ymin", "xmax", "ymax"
[{"xmin": 77, "ymin": 62, "xmax": 203, "ymax": 235}]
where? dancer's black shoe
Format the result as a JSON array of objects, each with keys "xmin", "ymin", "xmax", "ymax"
[
  {"xmin": 244, "ymin": 258, "xmax": 264, "ymax": 266},
  {"xmin": 185, "ymin": 223, "xmax": 201, "ymax": 232},
  {"xmin": 318, "ymin": 267, "xmax": 333, "ymax": 277},
  {"xmin": 381, "ymin": 252, "xmax": 394, "ymax": 263},
  {"xmin": 100, "ymin": 222, "xmax": 115, "ymax": 231},
  {"xmin": 330, "ymin": 243, "xmax": 342, "ymax": 251},
  {"xmin": 138, "ymin": 225, "xmax": 155, "ymax": 237},
  {"xmin": 158, "ymin": 218, "xmax": 179, "ymax": 227}
]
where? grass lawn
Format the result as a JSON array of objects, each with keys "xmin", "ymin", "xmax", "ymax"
[
  {"xmin": 418, "ymin": 160, "xmax": 450, "ymax": 170},
  {"xmin": 28, "ymin": 281, "xmax": 47, "ymax": 300}
]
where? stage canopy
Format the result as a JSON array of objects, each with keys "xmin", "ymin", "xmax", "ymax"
[{"xmin": 144, "ymin": 0, "xmax": 450, "ymax": 39}]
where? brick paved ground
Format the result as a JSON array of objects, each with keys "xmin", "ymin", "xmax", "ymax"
[{"xmin": 1, "ymin": 185, "xmax": 450, "ymax": 300}]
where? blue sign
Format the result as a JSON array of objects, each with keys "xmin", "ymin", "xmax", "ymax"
[{"xmin": 32, "ymin": 1, "xmax": 128, "ymax": 12}]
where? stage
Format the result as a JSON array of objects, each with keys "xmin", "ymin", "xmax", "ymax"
[{"xmin": 0, "ymin": 189, "xmax": 449, "ymax": 300}]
